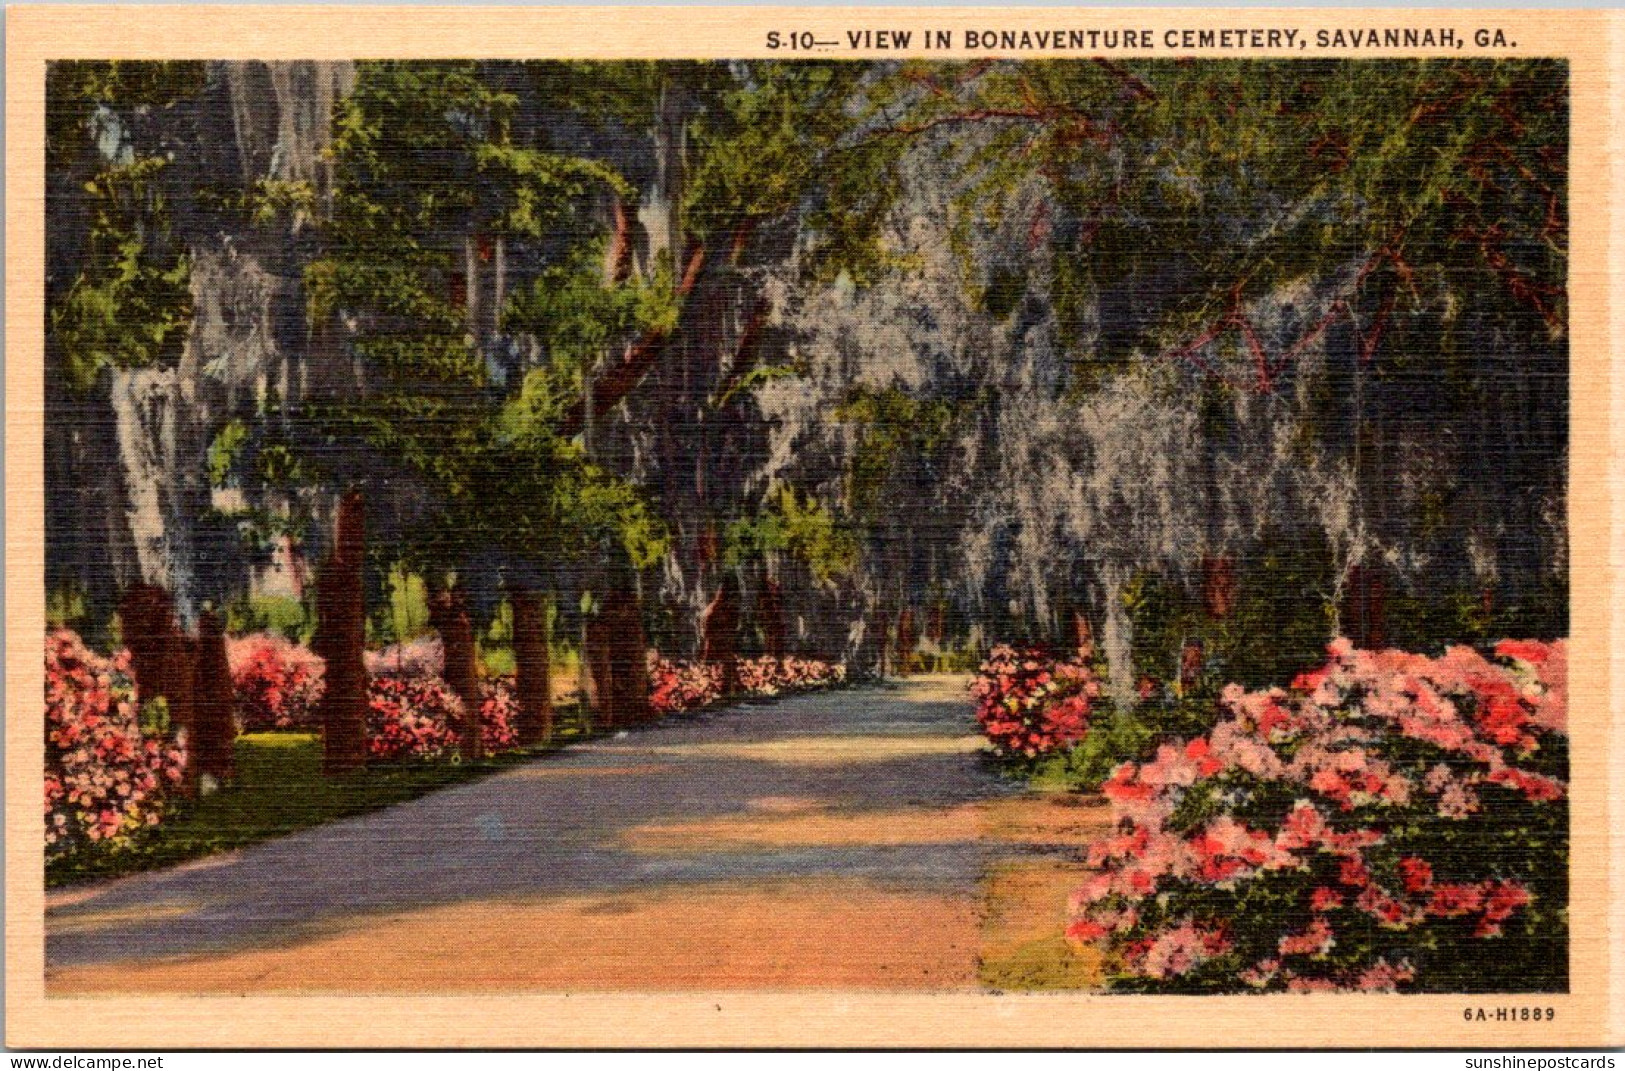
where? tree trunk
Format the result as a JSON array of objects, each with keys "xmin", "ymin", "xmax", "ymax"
[
  {"xmin": 430, "ymin": 587, "xmax": 483, "ymax": 762},
  {"xmin": 895, "ymin": 607, "xmax": 916, "ymax": 677},
  {"xmin": 118, "ymin": 582, "xmax": 199, "ymax": 791},
  {"xmin": 1342, "ymin": 563, "xmax": 1387, "ymax": 650},
  {"xmin": 870, "ymin": 605, "xmax": 892, "ymax": 678},
  {"xmin": 511, "ymin": 588, "xmax": 552, "ymax": 745},
  {"xmin": 604, "ymin": 577, "xmax": 650, "ymax": 724},
  {"xmin": 758, "ymin": 576, "xmax": 786, "ymax": 660},
  {"xmin": 585, "ymin": 609, "xmax": 618, "ymax": 730},
  {"xmin": 314, "ymin": 491, "xmax": 368, "ymax": 775},
  {"xmin": 701, "ymin": 576, "xmax": 740, "ymax": 695},
  {"xmin": 1201, "ymin": 555, "xmax": 1238, "ymax": 619},
  {"xmin": 118, "ymin": 582, "xmax": 197, "ymax": 734},
  {"xmin": 192, "ymin": 609, "xmax": 236, "ymax": 786}
]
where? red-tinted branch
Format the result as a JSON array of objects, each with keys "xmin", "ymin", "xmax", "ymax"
[
  {"xmin": 1093, "ymin": 58, "xmax": 1157, "ymax": 101},
  {"xmin": 606, "ymin": 196, "xmax": 634, "ymax": 284},
  {"xmin": 709, "ymin": 299, "xmax": 774, "ymax": 408},
  {"xmin": 557, "ymin": 241, "xmax": 708, "ymax": 437}
]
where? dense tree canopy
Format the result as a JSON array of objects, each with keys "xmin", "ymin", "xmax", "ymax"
[{"xmin": 46, "ymin": 57, "xmax": 1567, "ymax": 699}]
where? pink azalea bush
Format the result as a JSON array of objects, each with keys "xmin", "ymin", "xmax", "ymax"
[
  {"xmin": 1068, "ymin": 637, "xmax": 1568, "ymax": 993},
  {"xmin": 365, "ymin": 674, "xmax": 519, "ymax": 761},
  {"xmin": 649, "ymin": 654, "xmax": 846, "ymax": 712},
  {"xmin": 738, "ymin": 655, "xmax": 846, "ymax": 697},
  {"xmin": 45, "ymin": 629, "xmax": 187, "ymax": 859},
  {"xmin": 476, "ymin": 678, "xmax": 520, "ymax": 752},
  {"xmin": 649, "ymin": 656, "xmax": 723, "ymax": 714},
  {"xmin": 227, "ymin": 632, "xmax": 326, "ymax": 732},
  {"xmin": 970, "ymin": 644, "xmax": 1100, "ymax": 760}
]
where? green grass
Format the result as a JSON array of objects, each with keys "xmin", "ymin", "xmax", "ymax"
[
  {"xmin": 979, "ymin": 934, "xmax": 1104, "ymax": 992},
  {"xmin": 46, "ymin": 716, "xmax": 589, "ymax": 889}
]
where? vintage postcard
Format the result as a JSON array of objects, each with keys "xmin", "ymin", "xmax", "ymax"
[{"xmin": 5, "ymin": 5, "xmax": 1622, "ymax": 1050}]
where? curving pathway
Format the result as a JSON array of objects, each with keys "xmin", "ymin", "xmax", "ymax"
[{"xmin": 46, "ymin": 675, "xmax": 1108, "ymax": 992}]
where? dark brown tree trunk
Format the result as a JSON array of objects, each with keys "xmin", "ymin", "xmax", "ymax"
[
  {"xmin": 118, "ymin": 583, "xmax": 197, "ymax": 737},
  {"xmin": 871, "ymin": 606, "xmax": 892, "ymax": 678},
  {"xmin": 1341, "ymin": 563, "xmax": 1388, "ymax": 650},
  {"xmin": 314, "ymin": 491, "xmax": 368, "ymax": 775},
  {"xmin": 758, "ymin": 576, "xmax": 786, "ymax": 660},
  {"xmin": 1201, "ymin": 555, "xmax": 1238, "ymax": 619},
  {"xmin": 511, "ymin": 588, "xmax": 553, "ymax": 745},
  {"xmin": 701, "ymin": 576, "xmax": 740, "ymax": 696},
  {"xmin": 192, "ymin": 610, "xmax": 236, "ymax": 786},
  {"xmin": 118, "ymin": 583, "xmax": 200, "ymax": 791},
  {"xmin": 895, "ymin": 607, "xmax": 916, "ymax": 677},
  {"xmin": 430, "ymin": 587, "xmax": 483, "ymax": 762},
  {"xmin": 604, "ymin": 577, "xmax": 651, "ymax": 724},
  {"xmin": 585, "ymin": 610, "xmax": 618, "ymax": 730}
]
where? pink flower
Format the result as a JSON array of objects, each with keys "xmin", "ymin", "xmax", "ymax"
[
  {"xmin": 1310, "ymin": 887, "xmax": 1344, "ymax": 912},
  {"xmin": 1355, "ymin": 959, "xmax": 1416, "ymax": 991},
  {"xmin": 1278, "ymin": 918, "xmax": 1335, "ymax": 958}
]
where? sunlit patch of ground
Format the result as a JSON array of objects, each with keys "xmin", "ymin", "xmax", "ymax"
[
  {"xmin": 46, "ymin": 901, "xmax": 203, "ymax": 936},
  {"xmin": 976, "ymin": 792, "xmax": 1111, "ymax": 990},
  {"xmin": 501, "ymin": 763, "xmax": 671, "ymax": 780},
  {"xmin": 978, "ymin": 858, "xmax": 1106, "ymax": 991},
  {"xmin": 610, "ymin": 787, "xmax": 1112, "ymax": 993},
  {"xmin": 46, "ymin": 877, "xmax": 982, "ymax": 993},
  {"xmin": 593, "ymin": 734, "xmax": 985, "ymax": 767},
  {"xmin": 623, "ymin": 790, "xmax": 1110, "ymax": 853}
]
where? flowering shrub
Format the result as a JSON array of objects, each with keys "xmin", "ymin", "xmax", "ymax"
[
  {"xmin": 1068, "ymin": 638, "xmax": 1568, "ymax": 993},
  {"xmin": 648, "ymin": 654, "xmax": 845, "ymax": 712},
  {"xmin": 477, "ymin": 677, "xmax": 520, "ymax": 752},
  {"xmin": 738, "ymin": 655, "xmax": 846, "ymax": 697},
  {"xmin": 227, "ymin": 632, "xmax": 326, "ymax": 732},
  {"xmin": 970, "ymin": 644, "xmax": 1100, "ymax": 760},
  {"xmin": 365, "ymin": 635, "xmax": 444, "ymax": 679},
  {"xmin": 365, "ymin": 673, "xmax": 520, "ymax": 761},
  {"xmin": 649, "ymin": 656, "xmax": 723, "ymax": 714},
  {"xmin": 45, "ymin": 629, "xmax": 187, "ymax": 859},
  {"xmin": 366, "ymin": 674, "xmax": 462, "ymax": 761}
]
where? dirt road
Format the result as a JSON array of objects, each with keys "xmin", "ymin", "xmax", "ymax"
[{"xmin": 47, "ymin": 675, "xmax": 1107, "ymax": 992}]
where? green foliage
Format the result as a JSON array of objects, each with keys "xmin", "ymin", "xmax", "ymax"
[
  {"xmin": 503, "ymin": 251, "xmax": 677, "ymax": 374},
  {"xmin": 300, "ymin": 61, "xmax": 670, "ymax": 582},
  {"xmin": 678, "ymin": 61, "xmax": 900, "ymax": 282},
  {"xmin": 852, "ymin": 58, "xmax": 1565, "ymax": 387},
  {"xmin": 308, "ymin": 61, "xmax": 629, "ymax": 384},
  {"xmin": 46, "ymin": 61, "xmax": 207, "ymax": 167},
  {"xmin": 725, "ymin": 485, "xmax": 859, "ymax": 584},
  {"xmin": 47, "ymin": 585, "xmax": 89, "ymax": 631},
  {"xmin": 387, "ymin": 566, "xmax": 432, "ymax": 644},
  {"xmin": 207, "ymin": 419, "xmax": 250, "ymax": 488},
  {"xmin": 1123, "ymin": 528, "xmax": 1337, "ymax": 694},
  {"xmin": 226, "ymin": 593, "xmax": 314, "ymax": 644},
  {"xmin": 46, "ymin": 63, "xmax": 204, "ymax": 393},
  {"xmin": 478, "ymin": 644, "xmax": 517, "ymax": 678},
  {"xmin": 1026, "ymin": 704, "xmax": 1156, "ymax": 792},
  {"xmin": 50, "ymin": 156, "xmax": 192, "ymax": 390},
  {"xmin": 137, "ymin": 696, "xmax": 172, "ymax": 738}
]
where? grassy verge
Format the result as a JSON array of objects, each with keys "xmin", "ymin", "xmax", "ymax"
[{"xmin": 46, "ymin": 718, "xmax": 587, "ymax": 890}]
